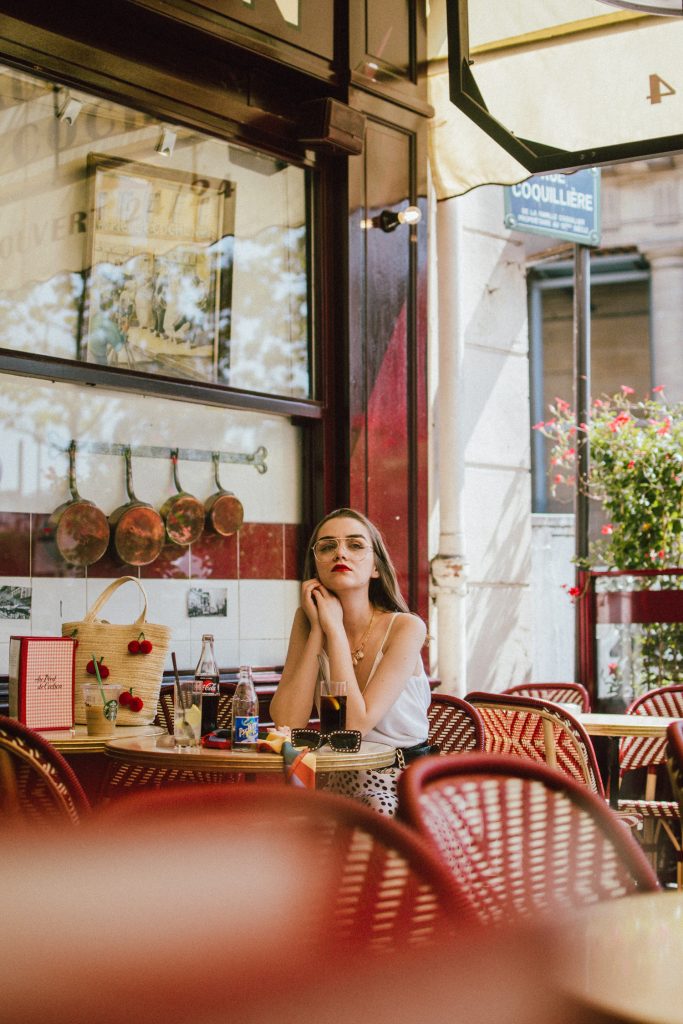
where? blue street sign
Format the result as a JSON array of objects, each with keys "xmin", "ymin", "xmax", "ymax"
[{"xmin": 504, "ymin": 168, "xmax": 601, "ymax": 245}]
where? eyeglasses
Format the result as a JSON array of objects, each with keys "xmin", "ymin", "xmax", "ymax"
[
  {"xmin": 312, "ymin": 537, "xmax": 372, "ymax": 562},
  {"xmin": 291, "ymin": 728, "xmax": 362, "ymax": 753}
]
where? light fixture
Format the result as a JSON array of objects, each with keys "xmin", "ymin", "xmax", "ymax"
[
  {"xmin": 155, "ymin": 127, "xmax": 176, "ymax": 157},
  {"xmin": 361, "ymin": 205, "xmax": 422, "ymax": 232},
  {"xmin": 57, "ymin": 92, "xmax": 83, "ymax": 126}
]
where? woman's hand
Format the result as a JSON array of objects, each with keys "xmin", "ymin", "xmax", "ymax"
[
  {"xmin": 300, "ymin": 578, "xmax": 322, "ymax": 628},
  {"xmin": 301, "ymin": 578, "xmax": 344, "ymax": 636}
]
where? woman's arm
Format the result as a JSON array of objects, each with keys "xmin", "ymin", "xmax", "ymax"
[
  {"xmin": 342, "ymin": 614, "xmax": 426, "ymax": 734},
  {"xmin": 270, "ymin": 588, "xmax": 324, "ymax": 728}
]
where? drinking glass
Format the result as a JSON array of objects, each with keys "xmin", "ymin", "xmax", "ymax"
[
  {"xmin": 319, "ymin": 680, "xmax": 347, "ymax": 733},
  {"xmin": 174, "ymin": 678, "xmax": 203, "ymax": 746}
]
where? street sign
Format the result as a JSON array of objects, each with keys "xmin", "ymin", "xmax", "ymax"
[{"xmin": 504, "ymin": 168, "xmax": 601, "ymax": 245}]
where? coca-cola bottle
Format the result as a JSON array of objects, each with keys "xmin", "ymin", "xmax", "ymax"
[
  {"xmin": 231, "ymin": 665, "xmax": 259, "ymax": 749},
  {"xmin": 194, "ymin": 634, "xmax": 219, "ymax": 736}
]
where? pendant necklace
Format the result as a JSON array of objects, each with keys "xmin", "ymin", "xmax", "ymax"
[{"xmin": 350, "ymin": 609, "xmax": 377, "ymax": 667}]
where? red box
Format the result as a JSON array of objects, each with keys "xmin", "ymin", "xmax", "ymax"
[{"xmin": 8, "ymin": 636, "xmax": 76, "ymax": 730}]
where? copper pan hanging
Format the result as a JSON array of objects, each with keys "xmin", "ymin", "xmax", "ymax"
[
  {"xmin": 160, "ymin": 449, "xmax": 205, "ymax": 546},
  {"xmin": 204, "ymin": 451, "xmax": 244, "ymax": 537},
  {"xmin": 49, "ymin": 441, "xmax": 110, "ymax": 566},
  {"xmin": 109, "ymin": 447, "xmax": 165, "ymax": 566}
]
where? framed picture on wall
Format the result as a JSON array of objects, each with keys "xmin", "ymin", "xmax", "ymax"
[{"xmin": 82, "ymin": 154, "xmax": 235, "ymax": 384}]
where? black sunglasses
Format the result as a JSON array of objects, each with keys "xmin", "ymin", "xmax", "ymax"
[{"xmin": 290, "ymin": 728, "xmax": 362, "ymax": 753}]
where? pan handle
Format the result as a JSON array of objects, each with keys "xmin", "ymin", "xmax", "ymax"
[
  {"xmin": 124, "ymin": 446, "xmax": 139, "ymax": 503},
  {"xmin": 212, "ymin": 451, "xmax": 227, "ymax": 494},
  {"xmin": 68, "ymin": 440, "xmax": 82, "ymax": 501},
  {"xmin": 171, "ymin": 448, "xmax": 184, "ymax": 495}
]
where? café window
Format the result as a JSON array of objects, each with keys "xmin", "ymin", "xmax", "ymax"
[{"xmin": 0, "ymin": 64, "xmax": 312, "ymax": 402}]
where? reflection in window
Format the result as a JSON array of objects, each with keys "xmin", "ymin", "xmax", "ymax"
[{"xmin": 0, "ymin": 66, "xmax": 311, "ymax": 399}]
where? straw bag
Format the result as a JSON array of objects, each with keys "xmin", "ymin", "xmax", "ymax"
[{"xmin": 63, "ymin": 576, "xmax": 171, "ymax": 726}]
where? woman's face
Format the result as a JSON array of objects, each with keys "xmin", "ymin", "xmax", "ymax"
[{"xmin": 312, "ymin": 516, "xmax": 379, "ymax": 591}]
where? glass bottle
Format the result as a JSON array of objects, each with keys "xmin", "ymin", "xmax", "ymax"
[
  {"xmin": 231, "ymin": 665, "xmax": 259, "ymax": 749},
  {"xmin": 194, "ymin": 634, "xmax": 219, "ymax": 736}
]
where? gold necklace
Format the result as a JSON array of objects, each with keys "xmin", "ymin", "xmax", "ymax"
[{"xmin": 350, "ymin": 609, "xmax": 377, "ymax": 667}]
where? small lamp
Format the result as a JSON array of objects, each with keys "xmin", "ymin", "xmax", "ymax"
[
  {"xmin": 57, "ymin": 93, "xmax": 83, "ymax": 126},
  {"xmin": 362, "ymin": 205, "xmax": 422, "ymax": 232},
  {"xmin": 156, "ymin": 127, "xmax": 177, "ymax": 158}
]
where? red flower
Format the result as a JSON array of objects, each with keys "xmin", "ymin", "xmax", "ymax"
[
  {"xmin": 657, "ymin": 417, "xmax": 671, "ymax": 435},
  {"xmin": 601, "ymin": 524, "xmax": 613, "ymax": 535},
  {"xmin": 532, "ymin": 421, "xmax": 545, "ymax": 430},
  {"xmin": 568, "ymin": 586, "xmax": 581, "ymax": 598},
  {"xmin": 553, "ymin": 474, "xmax": 564, "ymax": 485},
  {"xmin": 564, "ymin": 448, "xmax": 576, "ymax": 458},
  {"xmin": 621, "ymin": 385, "xmax": 635, "ymax": 395},
  {"xmin": 627, "ymin": 460, "xmax": 635, "ymax": 469},
  {"xmin": 554, "ymin": 398, "xmax": 570, "ymax": 412},
  {"xmin": 652, "ymin": 385, "xmax": 665, "ymax": 393},
  {"xmin": 608, "ymin": 662, "xmax": 618, "ymax": 675}
]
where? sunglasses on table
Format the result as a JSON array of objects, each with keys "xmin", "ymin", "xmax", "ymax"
[{"xmin": 290, "ymin": 729, "xmax": 362, "ymax": 753}]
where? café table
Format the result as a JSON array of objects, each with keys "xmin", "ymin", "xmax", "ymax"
[
  {"xmin": 579, "ymin": 712, "xmax": 679, "ymax": 808},
  {"xmin": 103, "ymin": 733, "xmax": 396, "ymax": 793},
  {"xmin": 556, "ymin": 891, "xmax": 683, "ymax": 1024},
  {"xmin": 35, "ymin": 723, "xmax": 165, "ymax": 803}
]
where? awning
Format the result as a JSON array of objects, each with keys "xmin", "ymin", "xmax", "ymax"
[{"xmin": 429, "ymin": 0, "xmax": 683, "ymax": 198}]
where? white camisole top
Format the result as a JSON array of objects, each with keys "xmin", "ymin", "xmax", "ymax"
[{"xmin": 319, "ymin": 612, "xmax": 430, "ymax": 748}]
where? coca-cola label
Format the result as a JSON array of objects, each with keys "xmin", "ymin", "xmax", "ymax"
[
  {"xmin": 199, "ymin": 677, "xmax": 219, "ymax": 695},
  {"xmin": 233, "ymin": 716, "xmax": 258, "ymax": 744}
]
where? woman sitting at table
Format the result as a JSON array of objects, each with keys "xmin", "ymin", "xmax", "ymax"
[{"xmin": 270, "ymin": 508, "xmax": 431, "ymax": 815}]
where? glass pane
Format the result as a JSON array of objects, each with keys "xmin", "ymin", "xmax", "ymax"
[{"xmin": 0, "ymin": 65, "xmax": 311, "ymax": 399}]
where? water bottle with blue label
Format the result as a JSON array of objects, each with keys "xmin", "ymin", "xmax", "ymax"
[{"xmin": 231, "ymin": 664, "xmax": 259, "ymax": 749}]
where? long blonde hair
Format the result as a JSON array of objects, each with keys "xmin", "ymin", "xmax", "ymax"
[{"xmin": 303, "ymin": 508, "xmax": 409, "ymax": 613}]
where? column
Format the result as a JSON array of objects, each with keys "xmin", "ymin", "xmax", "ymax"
[{"xmin": 642, "ymin": 244, "xmax": 683, "ymax": 403}]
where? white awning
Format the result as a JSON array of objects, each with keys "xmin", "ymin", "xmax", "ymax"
[{"xmin": 429, "ymin": 1, "xmax": 683, "ymax": 198}]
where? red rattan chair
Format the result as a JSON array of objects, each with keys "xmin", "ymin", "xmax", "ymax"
[
  {"xmin": 398, "ymin": 753, "xmax": 659, "ymax": 927},
  {"xmin": 466, "ymin": 691, "xmax": 604, "ymax": 794},
  {"xmin": 97, "ymin": 784, "xmax": 478, "ymax": 948},
  {"xmin": 428, "ymin": 693, "xmax": 485, "ymax": 754},
  {"xmin": 503, "ymin": 682, "xmax": 591, "ymax": 713},
  {"xmin": 0, "ymin": 714, "xmax": 90, "ymax": 825},
  {"xmin": 617, "ymin": 684, "xmax": 683, "ymax": 889},
  {"xmin": 667, "ymin": 720, "xmax": 683, "ymax": 821}
]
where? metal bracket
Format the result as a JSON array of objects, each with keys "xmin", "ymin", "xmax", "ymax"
[{"xmin": 49, "ymin": 435, "xmax": 268, "ymax": 474}]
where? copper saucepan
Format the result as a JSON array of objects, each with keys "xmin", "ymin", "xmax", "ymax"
[
  {"xmin": 160, "ymin": 450, "xmax": 205, "ymax": 546},
  {"xmin": 204, "ymin": 451, "xmax": 244, "ymax": 536},
  {"xmin": 49, "ymin": 441, "xmax": 110, "ymax": 566},
  {"xmin": 109, "ymin": 447, "xmax": 165, "ymax": 566}
]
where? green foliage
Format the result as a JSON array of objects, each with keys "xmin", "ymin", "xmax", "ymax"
[
  {"xmin": 534, "ymin": 386, "xmax": 683, "ymax": 570},
  {"xmin": 534, "ymin": 386, "xmax": 683, "ymax": 695}
]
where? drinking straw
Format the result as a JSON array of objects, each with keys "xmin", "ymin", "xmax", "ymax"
[{"xmin": 92, "ymin": 654, "xmax": 107, "ymax": 706}]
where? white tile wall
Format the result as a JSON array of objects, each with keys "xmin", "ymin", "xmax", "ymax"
[{"xmin": 0, "ymin": 374, "xmax": 304, "ymax": 678}]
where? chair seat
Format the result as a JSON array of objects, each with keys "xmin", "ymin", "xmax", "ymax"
[{"xmin": 618, "ymin": 798, "xmax": 680, "ymax": 820}]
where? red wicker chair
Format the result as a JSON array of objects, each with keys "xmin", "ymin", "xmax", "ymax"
[
  {"xmin": 428, "ymin": 694, "xmax": 485, "ymax": 754},
  {"xmin": 466, "ymin": 691, "xmax": 604, "ymax": 794},
  {"xmin": 0, "ymin": 714, "xmax": 90, "ymax": 825},
  {"xmin": 667, "ymin": 720, "xmax": 683, "ymax": 822},
  {"xmin": 398, "ymin": 753, "xmax": 659, "ymax": 927},
  {"xmin": 503, "ymin": 682, "xmax": 591, "ymax": 713},
  {"xmin": 617, "ymin": 684, "xmax": 683, "ymax": 889},
  {"xmin": 97, "ymin": 784, "xmax": 478, "ymax": 948}
]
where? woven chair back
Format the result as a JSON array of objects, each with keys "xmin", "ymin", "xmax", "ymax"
[
  {"xmin": 667, "ymin": 721, "xmax": 683, "ymax": 822},
  {"xmin": 97, "ymin": 784, "xmax": 477, "ymax": 948},
  {"xmin": 398, "ymin": 753, "xmax": 659, "ymax": 927},
  {"xmin": 428, "ymin": 694, "xmax": 485, "ymax": 754},
  {"xmin": 621, "ymin": 684, "xmax": 683, "ymax": 774},
  {"xmin": 503, "ymin": 682, "xmax": 591, "ymax": 713},
  {"xmin": 466, "ymin": 691, "xmax": 604, "ymax": 796},
  {"xmin": 0, "ymin": 715, "xmax": 90, "ymax": 825}
]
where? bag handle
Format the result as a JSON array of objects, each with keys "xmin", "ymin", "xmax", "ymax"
[{"xmin": 83, "ymin": 575, "xmax": 148, "ymax": 626}]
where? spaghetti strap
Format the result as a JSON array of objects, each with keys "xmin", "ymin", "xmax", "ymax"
[{"xmin": 365, "ymin": 612, "xmax": 400, "ymax": 687}]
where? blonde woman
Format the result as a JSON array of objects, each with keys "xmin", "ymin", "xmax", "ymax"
[{"xmin": 271, "ymin": 508, "xmax": 433, "ymax": 814}]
